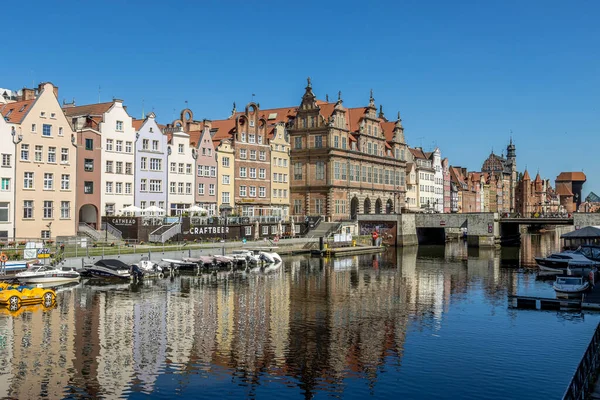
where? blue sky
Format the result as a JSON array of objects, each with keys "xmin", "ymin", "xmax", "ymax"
[{"xmin": 3, "ymin": 0, "xmax": 599, "ymax": 194}]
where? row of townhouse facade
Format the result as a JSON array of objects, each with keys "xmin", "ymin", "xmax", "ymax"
[{"xmin": 5, "ymin": 78, "xmax": 572, "ymax": 240}]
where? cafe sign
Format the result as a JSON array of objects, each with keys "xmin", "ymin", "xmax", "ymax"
[{"xmin": 109, "ymin": 218, "xmax": 137, "ymax": 226}]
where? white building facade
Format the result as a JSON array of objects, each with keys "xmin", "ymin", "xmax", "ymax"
[
  {"xmin": 167, "ymin": 127, "xmax": 195, "ymax": 215},
  {"xmin": 0, "ymin": 116, "xmax": 15, "ymax": 239}
]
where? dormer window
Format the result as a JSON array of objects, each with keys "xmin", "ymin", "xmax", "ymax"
[{"xmin": 5, "ymin": 109, "xmax": 13, "ymax": 117}]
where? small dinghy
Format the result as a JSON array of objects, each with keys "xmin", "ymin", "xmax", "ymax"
[{"xmin": 553, "ymin": 275, "xmax": 589, "ymax": 298}]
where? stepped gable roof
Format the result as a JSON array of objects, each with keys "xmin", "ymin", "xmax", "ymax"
[
  {"xmin": 522, "ymin": 170, "xmax": 531, "ymax": 181},
  {"xmin": 555, "ymin": 182, "xmax": 573, "ymax": 196},
  {"xmin": 62, "ymin": 101, "xmax": 114, "ymax": 117},
  {"xmin": 586, "ymin": 192, "xmax": 600, "ymax": 203},
  {"xmin": 557, "ymin": 172, "xmax": 586, "ymax": 182},
  {"xmin": 0, "ymin": 99, "xmax": 36, "ymax": 123}
]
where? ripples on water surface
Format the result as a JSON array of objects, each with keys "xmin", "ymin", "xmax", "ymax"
[{"xmin": 0, "ymin": 234, "xmax": 598, "ymax": 399}]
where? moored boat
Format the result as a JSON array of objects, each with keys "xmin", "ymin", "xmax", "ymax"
[
  {"xmin": 82, "ymin": 259, "xmax": 131, "ymax": 280},
  {"xmin": 15, "ymin": 264, "xmax": 80, "ymax": 284},
  {"xmin": 535, "ymin": 250, "xmax": 600, "ymax": 272},
  {"xmin": 553, "ymin": 275, "xmax": 590, "ymax": 298}
]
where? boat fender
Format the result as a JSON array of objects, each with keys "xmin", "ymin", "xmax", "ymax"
[{"xmin": 158, "ymin": 273, "xmax": 164, "ymax": 279}]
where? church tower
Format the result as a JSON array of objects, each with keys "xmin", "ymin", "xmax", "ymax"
[{"xmin": 506, "ymin": 138, "xmax": 517, "ymax": 212}]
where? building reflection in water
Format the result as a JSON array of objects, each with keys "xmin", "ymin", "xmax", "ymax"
[{"xmin": 0, "ymin": 240, "xmax": 542, "ymax": 398}]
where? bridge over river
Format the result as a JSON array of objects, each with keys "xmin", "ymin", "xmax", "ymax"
[{"xmin": 357, "ymin": 213, "xmax": 600, "ymax": 247}]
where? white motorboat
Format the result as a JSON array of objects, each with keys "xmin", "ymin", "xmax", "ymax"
[
  {"xmin": 131, "ymin": 259, "xmax": 165, "ymax": 279},
  {"xmin": 248, "ymin": 247, "xmax": 282, "ymax": 264},
  {"xmin": 262, "ymin": 261, "xmax": 283, "ymax": 273},
  {"xmin": 553, "ymin": 276, "xmax": 590, "ymax": 298},
  {"xmin": 227, "ymin": 250, "xmax": 260, "ymax": 264},
  {"xmin": 15, "ymin": 264, "xmax": 80, "ymax": 284},
  {"xmin": 82, "ymin": 259, "xmax": 131, "ymax": 280},
  {"xmin": 161, "ymin": 258, "xmax": 199, "ymax": 272},
  {"xmin": 536, "ymin": 251, "xmax": 600, "ymax": 272}
]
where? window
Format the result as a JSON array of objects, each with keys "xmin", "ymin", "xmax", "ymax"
[
  {"xmin": 0, "ymin": 202, "xmax": 8, "ymax": 222},
  {"xmin": 116, "ymin": 161, "xmax": 123, "ymax": 174},
  {"xmin": 47, "ymin": 147, "xmax": 56, "ymax": 163},
  {"xmin": 240, "ymin": 167, "xmax": 247, "ymax": 178},
  {"xmin": 259, "ymin": 187, "xmax": 266, "ymax": 197},
  {"xmin": 223, "ymin": 175, "xmax": 230, "ymax": 185},
  {"xmin": 240, "ymin": 133, "xmax": 246, "ymax": 142},
  {"xmin": 150, "ymin": 158, "xmax": 161, "ymax": 171},
  {"xmin": 250, "ymin": 150, "xmax": 256, "ymax": 160},
  {"xmin": 116, "ymin": 120, "xmax": 123, "ymax": 131},
  {"xmin": 335, "ymin": 199, "xmax": 347, "ymax": 214},
  {"xmin": 23, "ymin": 200, "xmax": 33, "ymax": 219},
  {"xmin": 43, "ymin": 200, "xmax": 53, "ymax": 218},
  {"xmin": 61, "ymin": 148, "xmax": 69, "ymax": 163},
  {"xmin": 334, "ymin": 136, "xmax": 339, "ymax": 148},
  {"xmin": 262, "ymin": 225, "xmax": 268, "ymax": 235},
  {"xmin": 106, "ymin": 182, "xmax": 113, "ymax": 193},
  {"xmin": 126, "ymin": 162, "xmax": 132, "ymax": 175},
  {"xmin": 43, "ymin": 173, "xmax": 53, "ymax": 190},
  {"xmin": 315, "ymin": 198, "xmax": 323, "ymax": 214},
  {"xmin": 106, "ymin": 139, "xmax": 113, "ymax": 151},
  {"xmin": 249, "ymin": 186, "xmax": 256, "ymax": 197},
  {"xmin": 24, "ymin": 172, "xmax": 33, "ymax": 189},
  {"xmin": 315, "ymin": 136, "xmax": 323, "ymax": 148},
  {"xmin": 249, "ymin": 168, "xmax": 256, "ymax": 179},
  {"xmin": 1, "ymin": 154, "xmax": 10, "ymax": 167},
  {"xmin": 21, "ymin": 144, "xmax": 29, "ymax": 161},
  {"xmin": 84, "ymin": 159, "xmax": 94, "ymax": 172},
  {"xmin": 209, "ymin": 184, "xmax": 215, "ymax": 196},
  {"xmin": 259, "ymin": 168, "xmax": 265, "ymax": 179},
  {"xmin": 142, "ymin": 139, "xmax": 149, "ymax": 150},
  {"xmin": 34, "ymin": 145, "xmax": 43, "ymax": 162},
  {"xmin": 113, "ymin": 182, "xmax": 121, "ymax": 194},
  {"xmin": 244, "ymin": 226, "xmax": 251, "ymax": 236},
  {"xmin": 116, "ymin": 140, "xmax": 123, "ymax": 152},
  {"xmin": 294, "ymin": 137, "xmax": 302, "ymax": 149},
  {"xmin": 273, "ymin": 189, "xmax": 278, "ymax": 198},
  {"xmin": 85, "ymin": 138, "xmax": 93, "ymax": 150},
  {"xmin": 239, "ymin": 185, "xmax": 247, "ymax": 196},
  {"xmin": 258, "ymin": 135, "xmax": 263, "ymax": 144},
  {"xmin": 60, "ymin": 201, "xmax": 70, "ymax": 219},
  {"xmin": 126, "ymin": 182, "xmax": 133, "ymax": 194},
  {"xmin": 140, "ymin": 179, "xmax": 147, "ymax": 191},
  {"xmin": 141, "ymin": 157, "xmax": 147, "ymax": 169},
  {"xmin": 341, "ymin": 163, "xmax": 347, "ymax": 180},
  {"xmin": 240, "ymin": 149, "xmax": 247, "ymax": 159},
  {"xmin": 204, "ymin": 166, "xmax": 210, "ymax": 176},
  {"xmin": 178, "ymin": 144, "xmax": 184, "ymax": 154},
  {"xmin": 43, "ymin": 124, "xmax": 52, "ymax": 137},
  {"xmin": 198, "ymin": 183, "xmax": 205, "ymax": 195},
  {"xmin": 84, "ymin": 181, "xmax": 93, "ymax": 194},
  {"xmin": 222, "ymin": 192, "xmax": 230, "ymax": 204},
  {"xmin": 342, "ymin": 137, "xmax": 347, "ymax": 149},
  {"xmin": 314, "ymin": 161, "xmax": 325, "ymax": 180},
  {"xmin": 170, "ymin": 182, "xmax": 176, "ymax": 194},
  {"xmin": 186, "ymin": 182, "xmax": 191, "ymax": 194},
  {"xmin": 273, "ymin": 173, "xmax": 278, "ymax": 182},
  {"xmin": 149, "ymin": 180, "xmax": 162, "ymax": 192},
  {"xmin": 41, "ymin": 230, "xmax": 50, "ymax": 239},
  {"xmin": 210, "ymin": 166, "xmax": 216, "ymax": 177},
  {"xmin": 222, "ymin": 157, "xmax": 230, "ymax": 167},
  {"xmin": 294, "ymin": 199, "xmax": 302, "ymax": 214},
  {"xmin": 1, "ymin": 178, "xmax": 9, "ymax": 191},
  {"xmin": 186, "ymin": 164, "xmax": 192, "ymax": 174},
  {"xmin": 334, "ymin": 162, "xmax": 340, "ymax": 179},
  {"xmin": 152, "ymin": 140, "xmax": 159, "ymax": 151},
  {"xmin": 125, "ymin": 141, "xmax": 132, "ymax": 153},
  {"xmin": 249, "ymin": 134, "xmax": 255, "ymax": 144},
  {"xmin": 171, "ymin": 162, "xmax": 177, "ymax": 173},
  {"xmin": 259, "ymin": 151, "xmax": 266, "ymax": 161},
  {"xmin": 294, "ymin": 163, "xmax": 302, "ymax": 180},
  {"xmin": 31, "ymin": 124, "xmax": 36, "ymax": 132},
  {"xmin": 177, "ymin": 182, "xmax": 183, "ymax": 194},
  {"xmin": 367, "ymin": 142, "xmax": 372, "ymax": 154},
  {"xmin": 105, "ymin": 161, "xmax": 113, "ymax": 173},
  {"xmin": 178, "ymin": 163, "xmax": 184, "ymax": 174}
]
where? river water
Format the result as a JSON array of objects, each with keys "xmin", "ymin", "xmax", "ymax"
[{"xmin": 0, "ymin": 230, "xmax": 598, "ymax": 399}]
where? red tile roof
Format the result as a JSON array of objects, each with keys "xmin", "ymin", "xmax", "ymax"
[
  {"xmin": 62, "ymin": 102, "xmax": 114, "ymax": 117},
  {"xmin": 556, "ymin": 172, "xmax": 586, "ymax": 182},
  {"xmin": 522, "ymin": 170, "xmax": 531, "ymax": 180},
  {"xmin": 409, "ymin": 147, "xmax": 427, "ymax": 159},
  {"xmin": 0, "ymin": 99, "xmax": 36, "ymax": 123}
]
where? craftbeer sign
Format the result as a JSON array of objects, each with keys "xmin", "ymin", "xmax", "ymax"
[{"xmin": 189, "ymin": 226, "xmax": 230, "ymax": 235}]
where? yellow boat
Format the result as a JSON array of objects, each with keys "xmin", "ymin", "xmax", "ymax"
[{"xmin": 0, "ymin": 284, "xmax": 56, "ymax": 310}]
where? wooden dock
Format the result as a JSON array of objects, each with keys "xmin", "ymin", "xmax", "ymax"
[
  {"xmin": 311, "ymin": 245, "xmax": 384, "ymax": 257},
  {"xmin": 509, "ymin": 284, "xmax": 600, "ymax": 311}
]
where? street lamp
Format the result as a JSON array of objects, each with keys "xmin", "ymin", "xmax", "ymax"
[{"xmin": 11, "ymin": 127, "xmax": 22, "ymax": 242}]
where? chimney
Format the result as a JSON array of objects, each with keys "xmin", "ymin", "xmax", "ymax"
[{"xmin": 21, "ymin": 88, "xmax": 35, "ymax": 101}]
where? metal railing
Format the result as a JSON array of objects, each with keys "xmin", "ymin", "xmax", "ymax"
[
  {"xmin": 563, "ymin": 321, "xmax": 600, "ymax": 399},
  {"xmin": 149, "ymin": 223, "xmax": 181, "ymax": 243},
  {"xmin": 78, "ymin": 222, "xmax": 103, "ymax": 241},
  {"xmin": 102, "ymin": 222, "xmax": 123, "ymax": 241}
]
